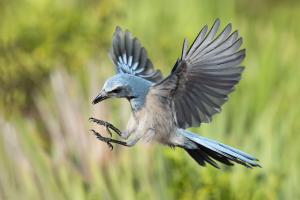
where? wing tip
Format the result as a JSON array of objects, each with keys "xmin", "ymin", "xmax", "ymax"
[
  {"xmin": 213, "ymin": 18, "xmax": 221, "ymax": 28},
  {"xmin": 181, "ymin": 38, "xmax": 189, "ymax": 59}
]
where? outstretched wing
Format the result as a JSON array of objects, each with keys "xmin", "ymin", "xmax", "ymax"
[
  {"xmin": 109, "ymin": 26, "xmax": 162, "ymax": 82},
  {"xmin": 152, "ymin": 19, "xmax": 245, "ymax": 129}
]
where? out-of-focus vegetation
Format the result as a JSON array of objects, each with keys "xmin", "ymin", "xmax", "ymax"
[{"xmin": 1, "ymin": 0, "xmax": 300, "ymax": 199}]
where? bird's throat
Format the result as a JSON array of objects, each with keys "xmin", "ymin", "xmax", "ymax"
[{"xmin": 129, "ymin": 96, "xmax": 146, "ymax": 112}]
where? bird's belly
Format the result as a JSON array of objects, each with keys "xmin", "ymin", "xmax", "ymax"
[{"xmin": 136, "ymin": 102, "xmax": 176, "ymax": 144}]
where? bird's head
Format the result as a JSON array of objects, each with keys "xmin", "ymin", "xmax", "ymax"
[{"xmin": 92, "ymin": 74, "xmax": 151, "ymax": 105}]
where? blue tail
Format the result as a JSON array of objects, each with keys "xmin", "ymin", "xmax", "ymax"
[{"xmin": 180, "ymin": 130, "xmax": 260, "ymax": 169}]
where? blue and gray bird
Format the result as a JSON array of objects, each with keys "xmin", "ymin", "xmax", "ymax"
[{"xmin": 90, "ymin": 19, "xmax": 260, "ymax": 168}]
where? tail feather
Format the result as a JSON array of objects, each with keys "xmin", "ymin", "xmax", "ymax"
[
  {"xmin": 180, "ymin": 130, "xmax": 260, "ymax": 169},
  {"xmin": 186, "ymin": 148, "xmax": 220, "ymax": 168}
]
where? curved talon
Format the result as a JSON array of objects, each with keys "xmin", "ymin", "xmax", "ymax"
[
  {"xmin": 103, "ymin": 121, "xmax": 113, "ymax": 137},
  {"xmin": 106, "ymin": 126, "xmax": 113, "ymax": 137},
  {"xmin": 90, "ymin": 129, "xmax": 96, "ymax": 135},
  {"xmin": 88, "ymin": 117, "xmax": 122, "ymax": 137},
  {"xmin": 90, "ymin": 128, "xmax": 128, "ymax": 148},
  {"xmin": 89, "ymin": 118, "xmax": 112, "ymax": 137},
  {"xmin": 107, "ymin": 142, "xmax": 114, "ymax": 150},
  {"xmin": 89, "ymin": 117, "xmax": 97, "ymax": 123},
  {"xmin": 90, "ymin": 129, "xmax": 100, "ymax": 137},
  {"xmin": 91, "ymin": 129, "xmax": 114, "ymax": 150}
]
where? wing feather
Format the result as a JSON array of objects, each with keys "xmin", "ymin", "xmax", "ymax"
[
  {"xmin": 151, "ymin": 19, "xmax": 245, "ymax": 128},
  {"xmin": 188, "ymin": 19, "xmax": 221, "ymax": 60},
  {"xmin": 109, "ymin": 26, "xmax": 162, "ymax": 82},
  {"xmin": 186, "ymin": 25, "xmax": 208, "ymax": 58}
]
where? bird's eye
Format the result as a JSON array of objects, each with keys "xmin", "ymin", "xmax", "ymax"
[{"xmin": 110, "ymin": 87, "xmax": 122, "ymax": 93}]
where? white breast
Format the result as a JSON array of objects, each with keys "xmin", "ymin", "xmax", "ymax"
[{"xmin": 134, "ymin": 92, "xmax": 176, "ymax": 144}]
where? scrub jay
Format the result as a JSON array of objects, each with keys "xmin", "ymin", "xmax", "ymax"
[{"xmin": 90, "ymin": 19, "xmax": 260, "ymax": 168}]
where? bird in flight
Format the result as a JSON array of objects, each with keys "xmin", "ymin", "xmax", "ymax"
[{"xmin": 90, "ymin": 19, "xmax": 260, "ymax": 169}]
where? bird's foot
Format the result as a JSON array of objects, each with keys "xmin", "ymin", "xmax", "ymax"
[
  {"xmin": 90, "ymin": 129, "xmax": 128, "ymax": 150},
  {"xmin": 89, "ymin": 117, "xmax": 122, "ymax": 137},
  {"xmin": 91, "ymin": 129, "xmax": 114, "ymax": 150}
]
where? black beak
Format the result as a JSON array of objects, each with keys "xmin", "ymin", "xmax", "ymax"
[{"xmin": 92, "ymin": 90, "xmax": 109, "ymax": 104}]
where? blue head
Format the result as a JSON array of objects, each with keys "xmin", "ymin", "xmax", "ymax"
[{"xmin": 93, "ymin": 74, "xmax": 152, "ymax": 111}]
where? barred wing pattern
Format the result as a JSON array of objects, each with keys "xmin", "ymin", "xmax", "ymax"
[
  {"xmin": 109, "ymin": 27, "xmax": 162, "ymax": 82},
  {"xmin": 152, "ymin": 19, "xmax": 245, "ymax": 129}
]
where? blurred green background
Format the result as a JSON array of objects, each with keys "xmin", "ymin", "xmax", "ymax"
[{"xmin": 1, "ymin": 0, "xmax": 300, "ymax": 199}]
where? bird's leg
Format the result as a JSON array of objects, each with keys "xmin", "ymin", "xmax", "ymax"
[
  {"xmin": 90, "ymin": 129, "xmax": 138, "ymax": 150},
  {"xmin": 89, "ymin": 117, "xmax": 122, "ymax": 137},
  {"xmin": 89, "ymin": 117, "xmax": 140, "ymax": 149}
]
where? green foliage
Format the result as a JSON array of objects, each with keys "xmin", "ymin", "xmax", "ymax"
[
  {"xmin": 1, "ymin": 0, "xmax": 300, "ymax": 199},
  {"xmin": 0, "ymin": 0, "xmax": 122, "ymax": 114}
]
